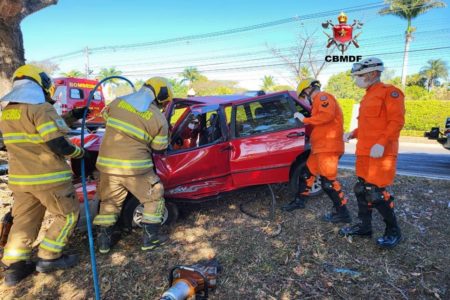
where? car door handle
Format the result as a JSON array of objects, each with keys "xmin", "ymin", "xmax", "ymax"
[
  {"xmin": 286, "ymin": 132, "xmax": 305, "ymax": 138},
  {"xmin": 220, "ymin": 145, "xmax": 233, "ymax": 152}
]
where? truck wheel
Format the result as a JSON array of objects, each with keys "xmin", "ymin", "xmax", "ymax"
[
  {"xmin": 289, "ymin": 161, "xmax": 323, "ymax": 197},
  {"xmin": 119, "ymin": 194, "xmax": 179, "ymax": 230}
]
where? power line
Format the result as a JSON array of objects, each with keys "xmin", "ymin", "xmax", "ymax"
[
  {"xmin": 45, "ymin": 2, "xmax": 386, "ymax": 60},
  {"xmin": 111, "ymin": 46, "xmax": 450, "ymax": 76},
  {"xmin": 88, "ymin": 27, "xmax": 450, "ymax": 69},
  {"xmin": 47, "ymin": 0, "xmax": 444, "ymax": 62}
]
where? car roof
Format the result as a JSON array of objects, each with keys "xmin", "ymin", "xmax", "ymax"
[{"xmin": 174, "ymin": 90, "xmax": 299, "ymax": 106}]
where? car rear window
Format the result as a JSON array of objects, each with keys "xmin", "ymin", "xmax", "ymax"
[{"xmin": 234, "ymin": 95, "xmax": 297, "ymax": 137}]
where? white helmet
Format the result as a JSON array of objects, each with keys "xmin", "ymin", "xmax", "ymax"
[{"xmin": 351, "ymin": 57, "xmax": 384, "ymax": 75}]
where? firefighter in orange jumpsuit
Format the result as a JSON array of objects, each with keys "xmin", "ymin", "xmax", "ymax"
[
  {"xmin": 0, "ymin": 65, "xmax": 84, "ymax": 286},
  {"xmin": 93, "ymin": 77, "xmax": 172, "ymax": 254},
  {"xmin": 282, "ymin": 79, "xmax": 351, "ymax": 224},
  {"xmin": 339, "ymin": 57, "xmax": 405, "ymax": 249}
]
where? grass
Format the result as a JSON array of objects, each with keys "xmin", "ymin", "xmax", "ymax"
[{"xmin": 0, "ymin": 170, "xmax": 449, "ymax": 299}]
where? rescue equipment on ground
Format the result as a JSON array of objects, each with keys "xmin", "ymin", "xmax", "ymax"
[{"xmin": 161, "ymin": 259, "xmax": 222, "ymax": 300}]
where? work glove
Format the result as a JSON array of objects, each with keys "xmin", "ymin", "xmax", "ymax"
[
  {"xmin": 343, "ymin": 131, "xmax": 353, "ymax": 142},
  {"xmin": 294, "ymin": 112, "xmax": 305, "ymax": 122},
  {"xmin": 72, "ymin": 147, "xmax": 90, "ymax": 160},
  {"xmin": 369, "ymin": 144, "xmax": 385, "ymax": 158},
  {"xmin": 71, "ymin": 107, "xmax": 91, "ymax": 120}
]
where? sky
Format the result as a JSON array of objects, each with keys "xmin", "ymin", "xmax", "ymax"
[{"xmin": 21, "ymin": 0, "xmax": 450, "ymax": 89}]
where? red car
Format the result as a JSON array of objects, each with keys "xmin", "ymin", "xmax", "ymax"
[{"xmin": 72, "ymin": 91, "xmax": 321, "ymax": 228}]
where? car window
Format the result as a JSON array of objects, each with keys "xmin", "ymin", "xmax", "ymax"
[
  {"xmin": 169, "ymin": 107, "xmax": 223, "ymax": 152},
  {"xmin": 52, "ymin": 86, "xmax": 67, "ymax": 103},
  {"xmin": 70, "ymin": 88, "xmax": 84, "ymax": 100},
  {"xmin": 234, "ymin": 95, "xmax": 298, "ymax": 138},
  {"xmin": 92, "ymin": 91, "xmax": 102, "ymax": 101},
  {"xmin": 294, "ymin": 99, "xmax": 311, "ymax": 118}
]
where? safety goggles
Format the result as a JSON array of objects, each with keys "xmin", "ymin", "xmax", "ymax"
[{"xmin": 351, "ymin": 62, "xmax": 383, "ymax": 73}]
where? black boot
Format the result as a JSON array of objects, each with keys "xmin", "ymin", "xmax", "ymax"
[
  {"xmin": 377, "ymin": 226, "xmax": 402, "ymax": 249},
  {"xmin": 374, "ymin": 200, "xmax": 402, "ymax": 249},
  {"xmin": 340, "ymin": 179, "xmax": 372, "ymax": 237},
  {"xmin": 4, "ymin": 261, "xmax": 35, "ymax": 287},
  {"xmin": 36, "ymin": 254, "xmax": 78, "ymax": 273},
  {"xmin": 281, "ymin": 196, "xmax": 307, "ymax": 211},
  {"xmin": 142, "ymin": 223, "xmax": 168, "ymax": 251},
  {"xmin": 97, "ymin": 226, "xmax": 114, "ymax": 254},
  {"xmin": 323, "ymin": 206, "xmax": 352, "ymax": 224}
]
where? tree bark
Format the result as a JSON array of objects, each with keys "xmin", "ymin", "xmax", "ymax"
[
  {"xmin": 401, "ymin": 33, "xmax": 412, "ymax": 89},
  {"xmin": 0, "ymin": 0, "xmax": 58, "ymax": 97},
  {"xmin": 0, "ymin": 19, "xmax": 24, "ymax": 96}
]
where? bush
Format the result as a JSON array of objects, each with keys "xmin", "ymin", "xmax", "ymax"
[
  {"xmin": 404, "ymin": 100, "xmax": 450, "ymax": 132},
  {"xmin": 337, "ymin": 99, "xmax": 354, "ymax": 132},
  {"xmin": 337, "ymin": 99, "xmax": 450, "ymax": 136}
]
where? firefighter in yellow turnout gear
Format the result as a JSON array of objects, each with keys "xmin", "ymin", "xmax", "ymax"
[
  {"xmin": 0, "ymin": 65, "xmax": 84, "ymax": 286},
  {"xmin": 93, "ymin": 77, "xmax": 172, "ymax": 253}
]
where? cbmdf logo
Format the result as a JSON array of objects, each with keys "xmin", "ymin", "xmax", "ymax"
[{"xmin": 323, "ymin": 12, "xmax": 363, "ymax": 62}]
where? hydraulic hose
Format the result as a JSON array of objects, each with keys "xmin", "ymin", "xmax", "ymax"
[
  {"xmin": 239, "ymin": 184, "xmax": 276, "ymax": 221},
  {"xmin": 81, "ymin": 76, "xmax": 135, "ymax": 300}
]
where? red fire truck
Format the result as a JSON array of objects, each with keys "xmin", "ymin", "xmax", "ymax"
[{"xmin": 52, "ymin": 77, "xmax": 106, "ymax": 126}]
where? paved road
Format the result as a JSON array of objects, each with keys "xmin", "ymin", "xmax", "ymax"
[{"xmin": 340, "ymin": 142, "xmax": 450, "ymax": 180}]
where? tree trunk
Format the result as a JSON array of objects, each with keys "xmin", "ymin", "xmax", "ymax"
[
  {"xmin": 0, "ymin": 19, "xmax": 24, "ymax": 97},
  {"xmin": 400, "ymin": 33, "xmax": 412, "ymax": 89}
]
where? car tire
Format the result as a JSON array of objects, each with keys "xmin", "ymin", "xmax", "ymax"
[
  {"xmin": 289, "ymin": 161, "xmax": 323, "ymax": 197},
  {"xmin": 119, "ymin": 194, "xmax": 179, "ymax": 230}
]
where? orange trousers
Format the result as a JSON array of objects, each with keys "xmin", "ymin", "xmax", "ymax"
[
  {"xmin": 306, "ymin": 152, "xmax": 340, "ymax": 180},
  {"xmin": 356, "ymin": 155, "xmax": 397, "ymax": 187}
]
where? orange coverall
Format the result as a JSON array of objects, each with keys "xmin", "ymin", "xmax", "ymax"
[
  {"xmin": 352, "ymin": 82, "xmax": 405, "ymax": 187},
  {"xmin": 300, "ymin": 91, "xmax": 346, "ymax": 205}
]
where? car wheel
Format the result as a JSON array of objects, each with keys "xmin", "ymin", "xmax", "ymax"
[
  {"xmin": 120, "ymin": 194, "xmax": 179, "ymax": 230},
  {"xmin": 289, "ymin": 161, "xmax": 323, "ymax": 197}
]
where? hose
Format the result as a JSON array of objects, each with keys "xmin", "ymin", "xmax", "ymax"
[
  {"xmin": 239, "ymin": 184, "xmax": 276, "ymax": 221},
  {"xmin": 81, "ymin": 76, "xmax": 135, "ymax": 300}
]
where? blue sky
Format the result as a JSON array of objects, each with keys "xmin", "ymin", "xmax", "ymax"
[{"xmin": 21, "ymin": 0, "xmax": 450, "ymax": 89}]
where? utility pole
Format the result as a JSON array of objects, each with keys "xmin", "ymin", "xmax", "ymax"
[{"xmin": 84, "ymin": 46, "xmax": 90, "ymax": 78}]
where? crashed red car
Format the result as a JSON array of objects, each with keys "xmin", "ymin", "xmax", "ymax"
[{"xmin": 72, "ymin": 91, "xmax": 320, "ymax": 226}]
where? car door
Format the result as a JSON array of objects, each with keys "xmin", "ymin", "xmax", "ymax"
[
  {"xmin": 229, "ymin": 93, "xmax": 306, "ymax": 188},
  {"xmin": 154, "ymin": 103, "xmax": 232, "ymax": 200}
]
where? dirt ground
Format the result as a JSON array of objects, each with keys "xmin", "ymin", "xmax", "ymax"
[{"xmin": 0, "ymin": 159, "xmax": 449, "ymax": 299}]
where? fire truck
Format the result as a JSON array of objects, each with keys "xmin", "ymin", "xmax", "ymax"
[{"xmin": 52, "ymin": 77, "xmax": 106, "ymax": 127}]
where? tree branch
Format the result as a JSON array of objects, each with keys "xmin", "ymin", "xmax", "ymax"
[{"xmin": 21, "ymin": 0, "xmax": 58, "ymax": 19}]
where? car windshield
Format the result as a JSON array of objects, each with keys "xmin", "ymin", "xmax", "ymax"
[{"xmin": 234, "ymin": 94, "xmax": 298, "ymax": 137}]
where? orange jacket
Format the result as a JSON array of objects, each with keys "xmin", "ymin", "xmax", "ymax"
[
  {"xmin": 353, "ymin": 82, "xmax": 405, "ymax": 156},
  {"xmin": 303, "ymin": 91, "xmax": 344, "ymax": 154}
]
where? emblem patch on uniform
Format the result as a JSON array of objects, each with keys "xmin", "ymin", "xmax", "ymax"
[
  {"xmin": 390, "ymin": 91, "xmax": 399, "ymax": 98},
  {"xmin": 320, "ymin": 95, "xmax": 328, "ymax": 101},
  {"xmin": 321, "ymin": 102, "xmax": 329, "ymax": 108},
  {"xmin": 55, "ymin": 118, "xmax": 69, "ymax": 129}
]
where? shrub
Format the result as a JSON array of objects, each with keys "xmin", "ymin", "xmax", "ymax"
[
  {"xmin": 337, "ymin": 99, "xmax": 450, "ymax": 136},
  {"xmin": 337, "ymin": 99, "xmax": 354, "ymax": 132}
]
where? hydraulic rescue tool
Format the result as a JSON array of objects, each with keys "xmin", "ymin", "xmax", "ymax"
[{"xmin": 161, "ymin": 259, "xmax": 222, "ymax": 300}]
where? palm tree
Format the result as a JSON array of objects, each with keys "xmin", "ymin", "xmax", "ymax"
[
  {"xmin": 420, "ymin": 59, "xmax": 448, "ymax": 91},
  {"xmin": 97, "ymin": 67, "xmax": 123, "ymax": 84},
  {"xmin": 62, "ymin": 69, "xmax": 84, "ymax": 78},
  {"xmin": 180, "ymin": 67, "xmax": 201, "ymax": 86},
  {"xmin": 261, "ymin": 75, "xmax": 276, "ymax": 91},
  {"xmin": 379, "ymin": 0, "xmax": 446, "ymax": 88}
]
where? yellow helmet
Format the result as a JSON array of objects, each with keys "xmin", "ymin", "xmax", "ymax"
[
  {"xmin": 144, "ymin": 77, "xmax": 174, "ymax": 107},
  {"xmin": 296, "ymin": 78, "xmax": 321, "ymax": 97},
  {"xmin": 13, "ymin": 64, "xmax": 54, "ymax": 97}
]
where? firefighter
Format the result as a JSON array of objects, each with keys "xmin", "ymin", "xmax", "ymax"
[
  {"xmin": 0, "ymin": 65, "xmax": 84, "ymax": 286},
  {"xmin": 282, "ymin": 79, "xmax": 351, "ymax": 224},
  {"xmin": 339, "ymin": 57, "xmax": 405, "ymax": 249},
  {"xmin": 93, "ymin": 77, "xmax": 171, "ymax": 254}
]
